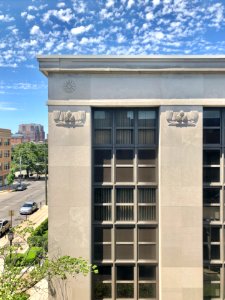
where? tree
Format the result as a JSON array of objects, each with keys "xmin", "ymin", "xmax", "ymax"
[
  {"xmin": 0, "ymin": 222, "xmax": 97, "ymax": 299},
  {"xmin": 6, "ymin": 168, "xmax": 15, "ymax": 189},
  {"xmin": 12, "ymin": 142, "xmax": 48, "ymax": 178}
]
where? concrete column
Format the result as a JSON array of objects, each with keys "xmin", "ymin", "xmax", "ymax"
[
  {"xmin": 159, "ymin": 105, "xmax": 203, "ymax": 300},
  {"xmin": 48, "ymin": 105, "xmax": 92, "ymax": 300}
]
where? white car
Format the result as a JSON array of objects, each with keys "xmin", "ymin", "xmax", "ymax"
[{"xmin": 20, "ymin": 201, "xmax": 38, "ymax": 215}]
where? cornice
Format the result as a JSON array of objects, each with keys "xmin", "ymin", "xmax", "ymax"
[
  {"xmin": 47, "ymin": 98, "xmax": 225, "ymax": 107},
  {"xmin": 37, "ymin": 55, "xmax": 225, "ymax": 77}
]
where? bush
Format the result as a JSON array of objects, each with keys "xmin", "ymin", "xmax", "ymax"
[
  {"xmin": 27, "ymin": 219, "xmax": 48, "ymax": 251},
  {"xmin": 6, "ymin": 247, "xmax": 43, "ymax": 266}
]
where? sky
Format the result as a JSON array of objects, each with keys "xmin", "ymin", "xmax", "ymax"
[{"xmin": 1, "ymin": 0, "xmax": 225, "ymax": 134}]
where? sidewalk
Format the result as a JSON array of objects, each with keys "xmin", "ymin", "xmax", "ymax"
[
  {"xmin": 0, "ymin": 205, "xmax": 48, "ymax": 299},
  {"xmin": 0, "ymin": 205, "xmax": 48, "ymax": 248}
]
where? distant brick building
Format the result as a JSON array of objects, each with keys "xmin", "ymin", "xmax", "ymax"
[
  {"xmin": 18, "ymin": 123, "xmax": 45, "ymax": 142},
  {"xmin": 0, "ymin": 128, "xmax": 11, "ymax": 187},
  {"xmin": 11, "ymin": 133, "xmax": 30, "ymax": 147}
]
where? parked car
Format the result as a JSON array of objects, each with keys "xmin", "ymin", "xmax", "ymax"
[
  {"xmin": 19, "ymin": 201, "xmax": 38, "ymax": 215},
  {"xmin": 15, "ymin": 184, "xmax": 27, "ymax": 191},
  {"xmin": 0, "ymin": 219, "xmax": 10, "ymax": 237}
]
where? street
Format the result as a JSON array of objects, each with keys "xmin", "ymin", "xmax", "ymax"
[{"xmin": 0, "ymin": 179, "xmax": 46, "ymax": 227}]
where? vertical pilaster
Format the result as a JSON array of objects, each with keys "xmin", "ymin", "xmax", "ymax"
[{"xmin": 159, "ymin": 105, "xmax": 203, "ymax": 300}]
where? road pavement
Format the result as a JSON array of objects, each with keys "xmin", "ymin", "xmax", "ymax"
[{"xmin": 0, "ymin": 179, "xmax": 46, "ymax": 227}]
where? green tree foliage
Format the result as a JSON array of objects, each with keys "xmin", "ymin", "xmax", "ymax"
[
  {"xmin": 0, "ymin": 222, "xmax": 97, "ymax": 299},
  {"xmin": 12, "ymin": 142, "xmax": 48, "ymax": 177},
  {"xmin": 6, "ymin": 168, "xmax": 15, "ymax": 187}
]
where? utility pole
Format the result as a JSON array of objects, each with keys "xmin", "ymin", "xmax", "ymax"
[{"xmin": 19, "ymin": 156, "xmax": 22, "ymax": 187}]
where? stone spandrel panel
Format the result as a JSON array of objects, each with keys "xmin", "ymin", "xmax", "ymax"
[
  {"xmin": 159, "ymin": 106, "xmax": 203, "ymax": 300},
  {"xmin": 49, "ymin": 72, "xmax": 225, "ymax": 100}
]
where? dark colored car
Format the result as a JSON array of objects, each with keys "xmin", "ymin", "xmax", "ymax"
[
  {"xmin": 15, "ymin": 184, "xmax": 27, "ymax": 191},
  {"xmin": 0, "ymin": 219, "xmax": 10, "ymax": 237}
]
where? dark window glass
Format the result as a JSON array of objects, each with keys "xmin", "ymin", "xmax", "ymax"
[
  {"xmin": 94, "ymin": 110, "xmax": 112, "ymax": 127},
  {"xmin": 94, "ymin": 130, "xmax": 112, "ymax": 145},
  {"xmin": 116, "ymin": 167, "xmax": 133, "ymax": 182},
  {"xmin": 138, "ymin": 167, "xmax": 156, "ymax": 182},
  {"xmin": 116, "ymin": 129, "xmax": 133, "ymax": 144},
  {"xmin": 139, "ymin": 245, "xmax": 156, "ymax": 260},
  {"xmin": 203, "ymin": 167, "xmax": 220, "ymax": 183},
  {"xmin": 116, "ymin": 228, "xmax": 134, "ymax": 242},
  {"xmin": 203, "ymin": 129, "xmax": 220, "ymax": 144},
  {"xmin": 94, "ymin": 206, "xmax": 112, "ymax": 221},
  {"xmin": 139, "ymin": 265, "xmax": 156, "ymax": 280},
  {"xmin": 138, "ymin": 149, "xmax": 156, "ymax": 165},
  {"xmin": 116, "ymin": 245, "xmax": 133, "ymax": 260},
  {"xmin": 116, "ymin": 150, "xmax": 133, "ymax": 164},
  {"xmin": 138, "ymin": 110, "xmax": 156, "ymax": 127},
  {"xmin": 203, "ymin": 207, "xmax": 220, "ymax": 221},
  {"xmin": 93, "ymin": 282, "xmax": 111, "ymax": 299},
  {"xmin": 117, "ymin": 266, "xmax": 134, "ymax": 280},
  {"xmin": 203, "ymin": 245, "xmax": 209, "ymax": 260},
  {"xmin": 138, "ymin": 129, "xmax": 155, "ymax": 145},
  {"xmin": 115, "ymin": 111, "xmax": 134, "ymax": 127},
  {"xmin": 94, "ymin": 167, "xmax": 111, "ymax": 182},
  {"xmin": 94, "ymin": 266, "xmax": 111, "ymax": 281},
  {"xmin": 94, "ymin": 188, "xmax": 111, "ymax": 204},
  {"xmin": 211, "ymin": 245, "xmax": 220, "ymax": 260},
  {"xmin": 204, "ymin": 283, "xmax": 220, "ymax": 298},
  {"xmin": 138, "ymin": 206, "xmax": 156, "ymax": 221},
  {"xmin": 203, "ymin": 150, "xmax": 220, "ymax": 165},
  {"xmin": 138, "ymin": 188, "xmax": 156, "ymax": 203},
  {"xmin": 116, "ymin": 206, "xmax": 134, "ymax": 221},
  {"xmin": 203, "ymin": 110, "xmax": 220, "ymax": 127},
  {"xmin": 211, "ymin": 227, "xmax": 220, "ymax": 242},
  {"xmin": 94, "ymin": 244, "xmax": 111, "ymax": 260},
  {"xmin": 116, "ymin": 189, "xmax": 133, "ymax": 203},
  {"xmin": 203, "ymin": 188, "xmax": 220, "ymax": 204},
  {"xmin": 138, "ymin": 228, "xmax": 156, "ymax": 242},
  {"xmin": 139, "ymin": 283, "xmax": 156, "ymax": 298},
  {"xmin": 94, "ymin": 150, "xmax": 111, "ymax": 165},
  {"xmin": 204, "ymin": 266, "xmax": 220, "ymax": 281},
  {"xmin": 94, "ymin": 227, "xmax": 111, "ymax": 243},
  {"xmin": 117, "ymin": 283, "xmax": 134, "ymax": 298}
]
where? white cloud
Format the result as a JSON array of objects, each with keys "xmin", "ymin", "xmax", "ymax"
[
  {"xmin": 0, "ymin": 102, "xmax": 17, "ymax": 111},
  {"xmin": 146, "ymin": 11, "xmax": 154, "ymax": 21},
  {"xmin": 152, "ymin": 0, "xmax": 160, "ymax": 7},
  {"xmin": 71, "ymin": 24, "xmax": 93, "ymax": 35},
  {"xmin": 154, "ymin": 31, "xmax": 164, "ymax": 40},
  {"xmin": 117, "ymin": 33, "xmax": 126, "ymax": 43},
  {"xmin": 21, "ymin": 12, "xmax": 27, "ymax": 18},
  {"xmin": 0, "ymin": 14, "xmax": 14, "ymax": 22},
  {"xmin": 57, "ymin": 2, "xmax": 66, "ymax": 8},
  {"xmin": 26, "ymin": 14, "xmax": 35, "ymax": 21},
  {"xmin": 127, "ymin": 0, "xmax": 135, "ymax": 9},
  {"xmin": 42, "ymin": 8, "xmax": 74, "ymax": 23},
  {"xmin": 30, "ymin": 25, "xmax": 42, "ymax": 35},
  {"xmin": 106, "ymin": 0, "xmax": 114, "ymax": 8}
]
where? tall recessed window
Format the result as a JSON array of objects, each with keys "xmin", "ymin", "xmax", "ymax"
[
  {"xmin": 203, "ymin": 109, "xmax": 225, "ymax": 300},
  {"xmin": 92, "ymin": 109, "xmax": 158, "ymax": 299}
]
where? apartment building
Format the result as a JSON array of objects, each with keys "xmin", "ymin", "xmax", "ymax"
[
  {"xmin": 37, "ymin": 56, "xmax": 225, "ymax": 300},
  {"xmin": 0, "ymin": 128, "xmax": 11, "ymax": 187},
  {"xmin": 18, "ymin": 123, "xmax": 45, "ymax": 142}
]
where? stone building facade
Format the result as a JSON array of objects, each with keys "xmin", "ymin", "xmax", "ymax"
[
  {"xmin": 0, "ymin": 128, "xmax": 11, "ymax": 187},
  {"xmin": 37, "ymin": 56, "xmax": 225, "ymax": 300}
]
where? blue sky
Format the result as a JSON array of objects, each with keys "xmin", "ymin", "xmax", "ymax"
[{"xmin": 1, "ymin": 0, "xmax": 225, "ymax": 134}]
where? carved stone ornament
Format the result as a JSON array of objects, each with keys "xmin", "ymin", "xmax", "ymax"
[
  {"xmin": 166, "ymin": 110, "xmax": 199, "ymax": 126},
  {"xmin": 53, "ymin": 110, "xmax": 86, "ymax": 127},
  {"xmin": 63, "ymin": 79, "xmax": 76, "ymax": 93}
]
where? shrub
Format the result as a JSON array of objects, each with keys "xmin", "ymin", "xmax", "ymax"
[{"xmin": 27, "ymin": 219, "xmax": 48, "ymax": 251}]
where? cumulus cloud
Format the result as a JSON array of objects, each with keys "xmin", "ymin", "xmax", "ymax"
[
  {"xmin": 146, "ymin": 11, "xmax": 154, "ymax": 21},
  {"xmin": 71, "ymin": 24, "xmax": 93, "ymax": 35},
  {"xmin": 106, "ymin": 0, "xmax": 114, "ymax": 8},
  {"xmin": 42, "ymin": 8, "xmax": 74, "ymax": 23},
  {"xmin": 0, "ymin": 14, "xmax": 14, "ymax": 22},
  {"xmin": 30, "ymin": 25, "xmax": 42, "ymax": 35},
  {"xmin": 153, "ymin": 0, "xmax": 160, "ymax": 7},
  {"xmin": 127, "ymin": 0, "xmax": 135, "ymax": 9}
]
